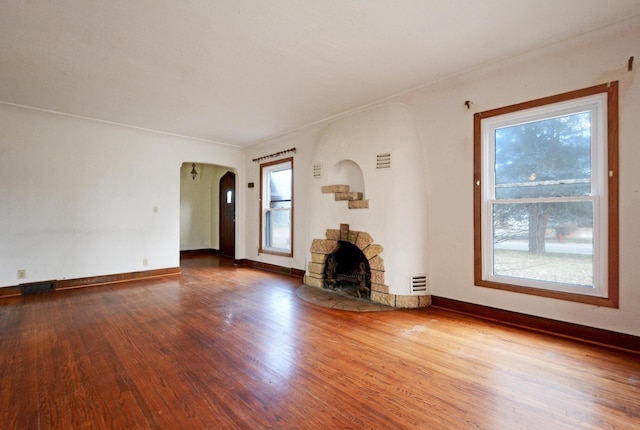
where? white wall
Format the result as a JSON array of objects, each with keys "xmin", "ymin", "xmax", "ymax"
[
  {"xmin": 0, "ymin": 105, "xmax": 244, "ymax": 287},
  {"xmin": 244, "ymin": 16, "xmax": 640, "ymax": 336}
]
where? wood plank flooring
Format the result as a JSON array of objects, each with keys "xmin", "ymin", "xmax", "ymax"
[{"xmin": 1, "ymin": 254, "xmax": 639, "ymax": 429}]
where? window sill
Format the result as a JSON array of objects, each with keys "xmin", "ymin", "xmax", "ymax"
[
  {"xmin": 259, "ymin": 249, "xmax": 293, "ymax": 258},
  {"xmin": 474, "ymin": 279, "xmax": 618, "ymax": 308}
]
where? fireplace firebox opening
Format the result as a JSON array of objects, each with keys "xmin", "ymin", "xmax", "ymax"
[
  {"xmin": 324, "ymin": 241, "xmax": 371, "ymax": 298},
  {"xmin": 305, "ymin": 224, "xmax": 430, "ymax": 309},
  {"xmin": 306, "ymin": 224, "xmax": 388, "ymax": 304}
]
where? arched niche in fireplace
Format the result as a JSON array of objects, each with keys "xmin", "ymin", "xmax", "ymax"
[{"xmin": 326, "ymin": 159, "xmax": 365, "ymax": 195}]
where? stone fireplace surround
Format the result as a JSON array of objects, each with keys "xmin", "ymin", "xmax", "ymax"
[{"xmin": 304, "ymin": 224, "xmax": 430, "ymax": 309}]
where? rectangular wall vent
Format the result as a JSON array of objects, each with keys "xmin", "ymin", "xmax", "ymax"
[
  {"xmin": 279, "ymin": 267, "xmax": 292, "ymax": 275},
  {"xmin": 21, "ymin": 280, "xmax": 56, "ymax": 295},
  {"xmin": 376, "ymin": 153, "xmax": 391, "ymax": 169},
  {"xmin": 411, "ymin": 274, "xmax": 429, "ymax": 294},
  {"xmin": 313, "ymin": 162, "xmax": 322, "ymax": 178}
]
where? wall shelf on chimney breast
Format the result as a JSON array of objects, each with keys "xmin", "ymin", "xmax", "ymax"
[{"xmin": 321, "ymin": 185, "xmax": 369, "ymax": 209}]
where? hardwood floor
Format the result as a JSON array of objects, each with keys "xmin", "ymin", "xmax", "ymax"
[{"xmin": 1, "ymin": 254, "xmax": 639, "ymax": 429}]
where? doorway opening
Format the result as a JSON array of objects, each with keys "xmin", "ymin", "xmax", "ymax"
[{"xmin": 179, "ymin": 163, "xmax": 236, "ymax": 259}]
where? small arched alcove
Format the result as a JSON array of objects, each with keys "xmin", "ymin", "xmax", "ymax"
[{"xmin": 326, "ymin": 159, "xmax": 365, "ymax": 195}]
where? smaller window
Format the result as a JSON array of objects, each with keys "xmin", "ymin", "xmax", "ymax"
[{"xmin": 260, "ymin": 158, "xmax": 293, "ymax": 256}]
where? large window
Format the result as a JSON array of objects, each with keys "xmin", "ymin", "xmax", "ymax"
[
  {"xmin": 474, "ymin": 83, "xmax": 618, "ymax": 307},
  {"xmin": 260, "ymin": 158, "xmax": 293, "ymax": 256}
]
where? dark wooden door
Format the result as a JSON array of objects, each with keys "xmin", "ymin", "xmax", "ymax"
[{"xmin": 219, "ymin": 171, "xmax": 236, "ymax": 258}]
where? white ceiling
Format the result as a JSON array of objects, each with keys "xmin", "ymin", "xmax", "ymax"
[{"xmin": 2, "ymin": 1, "xmax": 639, "ymax": 147}]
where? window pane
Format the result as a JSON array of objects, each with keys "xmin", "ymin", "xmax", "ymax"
[
  {"xmin": 269, "ymin": 169, "xmax": 292, "ymax": 202},
  {"xmin": 266, "ymin": 208, "xmax": 290, "ymax": 250},
  {"xmin": 492, "ymin": 201, "xmax": 593, "ymax": 287},
  {"xmin": 270, "ymin": 200, "xmax": 290, "ymax": 209},
  {"xmin": 494, "ymin": 112, "xmax": 591, "ymax": 199}
]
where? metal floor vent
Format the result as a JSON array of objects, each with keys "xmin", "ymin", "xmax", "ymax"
[
  {"xmin": 279, "ymin": 267, "xmax": 292, "ymax": 275},
  {"xmin": 313, "ymin": 162, "xmax": 322, "ymax": 178},
  {"xmin": 411, "ymin": 274, "xmax": 429, "ymax": 294},
  {"xmin": 376, "ymin": 153, "xmax": 391, "ymax": 169},
  {"xmin": 21, "ymin": 280, "xmax": 56, "ymax": 295}
]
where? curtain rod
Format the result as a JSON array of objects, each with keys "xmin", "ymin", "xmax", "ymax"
[{"xmin": 252, "ymin": 147, "xmax": 296, "ymax": 163}]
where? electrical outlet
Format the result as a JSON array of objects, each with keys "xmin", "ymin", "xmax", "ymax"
[
  {"xmin": 17, "ymin": 269, "xmax": 26, "ymax": 279},
  {"xmin": 143, "ymin": 259, "xmax": 148, "ymax": 267}
]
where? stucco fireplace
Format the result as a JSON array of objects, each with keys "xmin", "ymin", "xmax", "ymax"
[{"xmin": 304, "ymin": 103, "xmax": 431, "ymax": 309}]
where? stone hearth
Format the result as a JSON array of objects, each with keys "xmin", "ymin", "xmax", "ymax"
[{"xmin": 304, "ymin": 224, "xmax": 430, "ymax": 308}]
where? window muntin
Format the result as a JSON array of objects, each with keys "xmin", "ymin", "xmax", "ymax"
[
  {"xmin": 474, "ymin": 83, "xmax": 618, "ymax": 307},
  {"xmin": 260, "ymin": 158, "xmax": 293, "ymax": 256}
]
